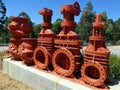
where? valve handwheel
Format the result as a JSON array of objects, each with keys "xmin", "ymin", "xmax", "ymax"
[{"xmin": 73, "ymin": 2, "xmax": 81, "ymax": 16}]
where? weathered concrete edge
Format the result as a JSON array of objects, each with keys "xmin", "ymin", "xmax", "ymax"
[{"xmin": 2, "ymin": 58, "xmax": 92, "ymax": 90}]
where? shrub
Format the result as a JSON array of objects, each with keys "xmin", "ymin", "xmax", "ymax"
[
  {"xmin": 0, "ymin": 52, "xmax": 11, "ymax": 60},
  {"xmin": 109, "ymin": 54, "xmax": 120, "ymax": 79},
  {"xmin": 116, "ymin": 40, "xmax": 120, "ymax": 45}
]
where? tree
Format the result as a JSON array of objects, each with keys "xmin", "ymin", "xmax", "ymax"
[
  {"xmin": 101, "ymin": 12, "xmax": 109, "ymax": 41},
  {"xmin": 3, "ymin": 17, "xmax": 12, "ymax": 43},
  {"xmin": 76, "ymin": 1, "xmax": 96, "ymax": 43},
  {"xmin": 31, "ymin": 24, "xmax": 42, "ymax": 38},
  {"xmin": 101, "ymin": 12, "xmax": 107, "ymax": 22},
  {"xmin": 105, "ymin": 19, "xmax": 114, "ymax": 43},
  {"xmin": 101, "ymin": 12, "xmax": 114, "ymax": 43},
  {"xmin": 0, "ymin": 0, "xmax": 8, "ymax": 43},
  {"xmin": 112, "ymin": 18, "xmax": 120, "ymax": 44},
  {"xmin": 0, "ymin": 0, "xmax": 7, "ymax": 27},
  {"xmin": 52, "ymin": 19, "xmax": 62, "ymax": 34},
  {"xmin": 0, "ymin": 17, "xmax": 11, "ymax": 43}
]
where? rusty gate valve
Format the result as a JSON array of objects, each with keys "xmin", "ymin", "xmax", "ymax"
[
  {"xmin": 81, "ymin": 14, "xmax": 110, "ymax": 87},
  {"xmin": 52, "ymin": 2, "xmax": 83, "ymax": 77},
  {"xmin": 34, "ymin": 8, "xmax": 55, "ymax": 70},
  {"xmin": 39, "ymin": 8, "xmax": 52, "ymax": 28}
]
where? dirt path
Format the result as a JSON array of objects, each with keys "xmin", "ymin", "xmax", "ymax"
[{"xmin": 0, "ymin": 59, "xmax": 35, "ymax": 90}]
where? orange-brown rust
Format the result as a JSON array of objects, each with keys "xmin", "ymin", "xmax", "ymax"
[
  {"xmin": 34, "ymin": 8, "xmax": 56, "ymax": 70},
  {"xmin": 7, "ymin": 17, "xmax": 32, "ymax": 38},
  {"xmin": 81, "ymin": 14, "xmax": 110, "ymax": 86},
  {"xmin": 52, "ymin": 2, "xmax": 83, "ymax": 77},
  {"xmin": 6, "ymin": 2, "xmax": 111, "ymax": 89},
  {"xmin": 19, "ymin": 38, "xmax": 37, "ymax": 65},
  {"xmin": 7, "ymin": 17, "xmax": 33, "ymax": 60}
]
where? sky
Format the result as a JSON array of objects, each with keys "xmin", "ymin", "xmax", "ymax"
[{"xmin": 3, "ymin": 0, "xmax": 120, "ymax": 24}]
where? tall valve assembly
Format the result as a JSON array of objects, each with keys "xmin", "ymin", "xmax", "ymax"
[
  {"xmin": 81, "ymin": 14, "xmax": 110, "ymax": 86},
  {"xmin": 33, "ymin": 8, "xmax": 56, "ymax": 70},
  {"xmin": 52, "ymin": 2, "xmax": 83, "ymax": 77},
  {"xmin": 7, "ymin": 17, "xmax": 33, "ymax": 60},
  {"xmin": 6, "ymin": 1, "xmax": 110, "ymax": 89}
]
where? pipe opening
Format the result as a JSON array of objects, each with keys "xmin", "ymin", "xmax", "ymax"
[
  {"xmin": 85, "ymin": 66, "xmax": 100, "ymax": 79},
  {"xmin": 56, "ymin": 53, "xmax": 70, "ymax": 70},
  {"xmin": 36, "ymin": 50, "xmax": 45, "ymax": 64}
]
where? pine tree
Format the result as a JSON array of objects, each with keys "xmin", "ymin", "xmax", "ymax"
[{"xmin": 76, "ymin": 1, "xmax": 96, "ymax": 43}]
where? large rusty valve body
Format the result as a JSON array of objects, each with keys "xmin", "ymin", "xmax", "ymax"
[
  {"xmin": 7, "ymin": 17, "xmax": 32, "ymax": 60},
  {"xmin": 18, "ymin": 38, "xmax": 37, "ymax": 65},
  {"xmin": 81, "ymin": 14, "xmax": 110, "ymax": 86},
  {"xmin": 52, "ymin": 2, "xmax": 83, "ymax": 77},
  {"xmin": 34, "ymin": 8, "xmax": 55, "ymax": 70}
]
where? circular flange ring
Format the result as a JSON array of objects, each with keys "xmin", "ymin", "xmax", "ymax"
[
  {"xmin": 52, "ymin": 48, "xmax": 75, "ymax": 76},
  {"xmin": 81, "ymin": 61, "xmax": 106, "ymax": 86},
  {"xmin": 34, "ymin": 46, "xmax": 50, "ymax": 69}
]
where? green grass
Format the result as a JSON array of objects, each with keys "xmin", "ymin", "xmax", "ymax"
[
  {"xmin": 0, "ymin": 52, "xmax": 11, "ymax": 60},
  {"xmin": 109, "ymin": 54, "xmax": 120, "ymax": 79}
]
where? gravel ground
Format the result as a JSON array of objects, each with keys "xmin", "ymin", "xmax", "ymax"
[{"xmin": 0, "ymin": 59, "xmax": 35, "ymax": 90}]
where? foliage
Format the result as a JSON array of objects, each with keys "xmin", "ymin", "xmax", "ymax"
[
  {"xmin": 76, "ymin": 1, "xmax": 96, "ymax": 43},
  {"xmin": 101, "ymin": 12, "xmax": 116, "ymax": 44},
  {"xmin": 0, "ymin": 51, "xmax": 11, "ymax": 60},
  {"xmin": 0, "ymin": 16, "xmax": 11, "ymax": 44},
  {"xmin": 111, "ymin": 18, "xmax": 120, "ymax": 44},
  {"xmin": 0, "ymin": 0, "xmax": 7, "ymax": 27},
  {"xmin": 116, "ymin": 40, "xmax": 120, "ymax": 45},
  {"xmin": 0, "ymin": 37, "xmax": 2, "ymax": 43},
  {"xmin": 109, "ymin": 54, "xmax": 120, "ymax": 79},
  {"xmin": 105, "ymin": 19, "xmax": 114, "ymax": 43},
  {"xmin": 101, "ymin": 11, "xmax": 120, "ymax": 44},
  {"xmin": 30, "ymin": 24, "xmax": 42, "ymax": 38},
  {"xmin": 0, "ymin": 0, "xmax": 9, "ymax": 43},
  {"xmin": 52, "ymin": 19, "xmax": 62, "ymax": 34}
]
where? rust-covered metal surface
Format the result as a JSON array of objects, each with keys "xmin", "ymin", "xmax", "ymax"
[
  {"xmin": 19, "ymin": 38, "xmax": 37, "ymax": 65},
  {"xmin": 33, "ymin": 8, "xmax": 56, "ymax": 70},
  {"xmin": 52, "ymin": 2, "xmax": 83, "ymax": 77},
  {"xmin": 81, "ymin": 14, "xmax": 110, "ymax": 86},
  {"xmin": 7, "ymin": 17, "xmax": 32, "ymax": 60},
  {"xmin": 6, "ymin": 2, "xmax": 111, "ymax": 89}
]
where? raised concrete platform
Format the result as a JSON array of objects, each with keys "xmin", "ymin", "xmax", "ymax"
[{"xmin": 2, "ymin": 58, "xmax": 120, "ymax": 90}]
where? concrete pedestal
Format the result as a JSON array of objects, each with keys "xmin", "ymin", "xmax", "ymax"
[{"xmin": 2, "ymin": 58, "xmax": 120, "ymax": 90}]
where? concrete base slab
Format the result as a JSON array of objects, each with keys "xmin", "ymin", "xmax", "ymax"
[{"xmin": 2, "ymin": 58, "xmax": 120, "ymax": 90}]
